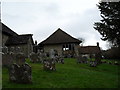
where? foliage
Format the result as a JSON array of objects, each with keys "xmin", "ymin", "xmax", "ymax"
[
  {"xmin": 2, "ymin": 58, "xmax": 118, "ymax": 88},
  {"xmin": 102, "ymin": 47, "xmax": 120, "ymax": 59},
  {"xmin": 94, "ymin": 2, "xmax": 120, "ymax": 47}
]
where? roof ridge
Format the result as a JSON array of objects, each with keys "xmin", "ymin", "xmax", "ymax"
[
  {"xmin": 39, "ymin": 28, "xmax": 81, "ymax": 45},
  {"xmin": 19, "ymin": 34, "xmax": 33, "ymax": 36},
  {"xmin": 2, "ymin": 23, "xmax": 18, "ymax": 36}
]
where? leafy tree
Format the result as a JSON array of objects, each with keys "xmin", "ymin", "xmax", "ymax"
[{"xmin": 94, "ymin": 2, "xmax": 120, "ymax": 47}]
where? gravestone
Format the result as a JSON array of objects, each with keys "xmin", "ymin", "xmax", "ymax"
[
  {"xmin": 2, "ymin": 53, "xmax": 14, "ymax": 67},
  {"xmin": 15, "ymin": 47, "xmax": 26, "ymax": 65},
  {"xmin": 76, "ymin": 55, "xmax": 89, "ymax": 64},
  {"xmin": 43, "ymin": 59, "xmax": 56, "ymax": 71},
  {"xmin": 37, "ymin": 50, "xmax": 42, "ymax": 62},
  {"xmin": 8, "ymin": 47, "xmax": 32, "ymax": 84},
  {"xmin": 30, "ymin": 52, "xmax": 39, "ymax": 63},
  {"xmin": 9, "ymin": 47, "xmax": 15, "ymax": 54},
  {"xmin": 59, "ymin": 55, "xmax": 64, "ymax": 64},
  {"xmin": 42, "ymin": 49, "xmax": 56, "ymax": 71},
  {"xmin": 9, "ymin": 63, "xmax": 32, "ymax": 84},
  {"xmin": 76, "ymin": 55, "xmax": 82, "ymax": 64},
  {"xmin": 37, "ymin": 50, "xmax": 47, "ymax": 63},
  {"xmin": 2, "ymin": 46, "xmax": 8, "ymax": 54},
  {"xmin": 2, "ymin": 46, "xmax": 18, "ymax": 67},
  {"xmin": 82, "ymin": 56, "xmax": 89, "ymax": 64},
  {"xmin": 89, "ymin": 61, "xmax": 97, "ymax": 67},
  {"xmin": 49, "ymin": 49, "xmax": 55, "ymax": 59},
  {"xmin": 55, "ymin": 55, "xmax": 64, "ymax": 64},
  {"xmin": 15, "ymin": 53, "xmax": 26, "ymax": 65}
]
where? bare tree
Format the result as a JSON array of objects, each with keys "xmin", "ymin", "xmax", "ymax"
[{"xmin": 77, "ymin": 37, "xmax": 85, "ymax": 46}]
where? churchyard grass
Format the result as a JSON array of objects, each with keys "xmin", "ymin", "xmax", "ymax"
[{"xmin": 2, "ymin": 58, "xmax": 119, "ymax": 88}]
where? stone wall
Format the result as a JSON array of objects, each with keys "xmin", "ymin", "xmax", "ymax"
[
  {"xmin": 0, "ymin": 32, "xmax": 1, "ymax": 43},
  {"xmin": 27, "ymin": 38, "xmax": 33, "ymax": 57},
  {"xmin": 2, "ymin": 34, "xmax": 9, "ymax": 47},
  {"xmin": 44, "ymin": 44, "xmax": 79, "ymax": 57},
  {"xmin": 8, "ymin": 43, "xmax": 33, "ymax": 57}
]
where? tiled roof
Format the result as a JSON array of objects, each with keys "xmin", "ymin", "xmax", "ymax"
[
  {"xmin": 39, "ymin": 28, "xmax": 81, "ymax": 45},
  {"xmin": 5, "ymin": 34, "xmax": 34, "ymax": 46},
  {"xmin": 1, "ymin": 23, "xmax": 18, "ymax": 36},
  {"xmin": 78, "ymin": 46, "xmax": 101, "ymax": 54}
]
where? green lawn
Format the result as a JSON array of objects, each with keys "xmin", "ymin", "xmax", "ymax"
[{"xmin": 2, "ymin": 58, "xmax": 119, "ymax": 88}]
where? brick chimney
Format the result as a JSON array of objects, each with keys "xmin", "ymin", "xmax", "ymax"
[{"xmin": 35, "ymin": 40, "xmax": 37, "ymax": 45}]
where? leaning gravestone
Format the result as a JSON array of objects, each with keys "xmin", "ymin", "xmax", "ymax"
[
  {"xmin": 43, "ymin": 59, "xmax": 56, "ymax": 71},
  {"xmin": 9, "ymin": 47, "xmax": 32, "ymax": 84},
  {"xmin": 43, "ymin": 49, "xmax": 56, "ymax": 71}
]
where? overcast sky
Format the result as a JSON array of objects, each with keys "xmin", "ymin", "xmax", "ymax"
[{"xmin": 1, "ymin": 0, "xmax": 109, "ymax": 50}]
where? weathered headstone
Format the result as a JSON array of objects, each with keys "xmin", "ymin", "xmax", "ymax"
[
  {"xmin": 9, "ymin": 47, "xmax": 15, "ymax": 54},
  {"xmin": 59, "ymin": 56, "xmax": 64, "ymax": 64},
  {"xmin": 2, "ymin": 46, "xmax": 8, "ymax": 54},
  {"xmin": 76, "ymin": 55, "xmax": 89, "ymax": 64},
  {"xmin": 15, "ymin": 53, "xmax": 26, "ymax": 65},
  {"xmin": 8, "ymin": 47, "xmax": 32, "ymax": 84},
  {"xmin": 43, "ymin": 59, "xmax": 56, "ymax": 71},
  {"xmin": 49, "ymin": 49, "xmax": 55, "ymax": 59},
  {"xmin": 9, "ymin": 63, "xmax": 32, "ymax": 84},
  {"xmin": 30, "ymin": 52, "xmax": 39, "ymax": 63},
  {"xmin": 37, "ymin": 50, "xmax": 47, "ymax": 63},
  {"xmin": 55, "ymin": 55, "xmax": 64, "ymax": 64},
  {"xmin": 2, "ymin": 53, "xmax": 15, "ymax": 67},
  {"xmin": 15, "ymin": 47, "xmax": 26, "ymax": 65}
]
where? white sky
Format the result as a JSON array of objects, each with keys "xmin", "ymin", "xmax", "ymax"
[{"xmin": 1, "ymin": 0, "xmax": 109, "ymax": 50}]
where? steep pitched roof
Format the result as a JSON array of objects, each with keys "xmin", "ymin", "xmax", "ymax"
[
  {"xmin": 1, "ymin": 23, "xmax": 18, "ymax": 36},
  {"xmin": 39, "ymin": 28, "xmax": 81, "ymax": 45},
  {"xmin": 78, "ymin": 46, "xmax": 101, "ymax": 54},
  {"xmin": 5, "ymin": 34, "xmax": 34, "ymax": 46}
]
